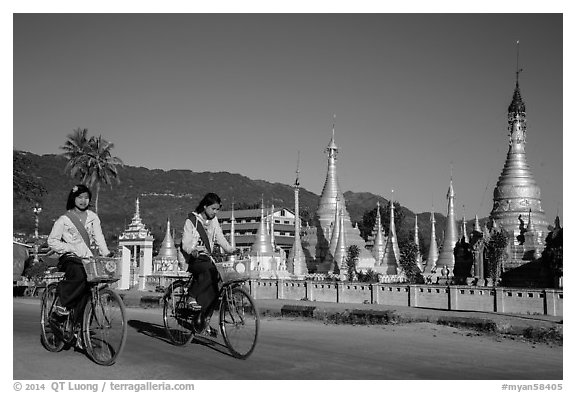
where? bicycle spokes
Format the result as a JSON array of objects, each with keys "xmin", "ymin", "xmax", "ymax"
[
  {"xmin": 40, "ymin": 284, "xmax": 65, "ymax": 352},
  {"xmin": 220, "ymin": 287, "xmax": 259, "ymax": 359},
  {"xmin": 83, "ymin": 288, "xmax": 127, "ymax": 366},
  {"xmin": 163, "ymin": 281, "xmax": 195, "ymax": 346}
]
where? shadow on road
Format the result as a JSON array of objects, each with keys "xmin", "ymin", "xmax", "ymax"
[
  {"xmin": 127, "ymin": 319, "xmax": 174, "ymax": 345},
  {"xmin": 127, "ymin": 319, "xmax": 234, "ymax": 358},
  {"xmin": 191, "ymin": 333, "xmax": 231, "ymax": 357}
]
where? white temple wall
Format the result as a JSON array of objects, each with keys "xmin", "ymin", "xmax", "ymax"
[{"xmin": 247, "ymin": 280, "xmax": 563, "ymax": 316}]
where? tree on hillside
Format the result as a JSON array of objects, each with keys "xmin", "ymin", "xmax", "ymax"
[
  {"xmin": 358, "ymin": 201, "xmax": 404, "ymax": 242},
  {"xmin": 13, "ymin": 151, "xmax": 47, "ymax": 203},
  {"xmin": 61, "ymin": 128, "xmax": 123, "ymax": 213}
]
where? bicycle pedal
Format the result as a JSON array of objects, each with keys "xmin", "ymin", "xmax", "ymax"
[
  {"xmin": 73, "ymin": 333, "xmax": 84, "ymax": 350},
  {"xmin": 54, "ymin": 305, "xmax": 70, "ymax": 316},
  {"xmin": 207, "ymin": 326, "xmax": 218, "ymax": 338},
  {"xmin": 187, "ymin": 299, "xmax": 202, "ymax": 311}
]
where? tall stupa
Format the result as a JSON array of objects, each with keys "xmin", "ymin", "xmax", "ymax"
[
  {"xmin": 370, "ymin": 201, "xmax": 386, "ymax": 264},
  {"xmin": 379, "ymin": 196, "xmax": 401, "ymax": 275},
  {"xmin": 490, "ymin": 55, "xmax": 549, "ymax": 267},
  {"xmin": 287, "ymin": 154, "xmax": 308, "ymax": 277},
  {"xmin": 414, "ymin": 214, "xmax": 423, "ymax": 271},
  {"xmin": 423, "ymin": 206, "xmax": 439, "ymax": 274},
  {"xmin": 314, "ymin": 121, "xmax": 376, "ymax": 272},
  {"xmin": 436, "ymin": 177, "xmax": 458, "ymax": 272},
  {"xmin": 153, "ymin": 218, "xmax": 181, "ymax": 273}
]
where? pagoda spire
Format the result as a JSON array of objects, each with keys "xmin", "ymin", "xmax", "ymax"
[
  {"xmin": 490, "ymin": 44, "xmax": 549, "ymax": 260},
  {"xmin": 461, "ymin": 207, "xmax": 469, "ymax": 243},
  {"xmin": 371, "ymin": 201, "xmax": 386, "ymax": 264},
  {"xmin": 122, "ymin": 197, "xmax": 151, "ymax": 238},
  {"xmin": 135, "ymin": 197, "xmax": 141, "ymax": 219},
  {"xmin": 414, "ymin": 214, "xmax": 423, "ymax": 271},
  {"xmin": 381, "ymin": 191, "xmax": 400, "ymax": 274},
  {"xmin": 156, "ymin": 218, "xmax": 178, "ymax": 260},
  {"xmin": 425, "ymin": 205, "xmax": 439, "ymax": 272},
  {"xmin": 436, "ymin": 175, "xmax": 458, "ymax": 271},
  {"xmin": 288, "ymin": 152, "xmax": 307, "ymax": 276},
  {"xmin": 314, "ymin": 119, "xmax": 377, "ymax": 271},
  {"xmin": 250, "ymin": 198, "xmax": 274, "ymax": 255},
  {"xmin": 316, "ymin": 116, "xmax": 347, "ymax": 231},
  {"xmin": 474, "ymin": 214, "xmax": 481, "ymax": 233}
]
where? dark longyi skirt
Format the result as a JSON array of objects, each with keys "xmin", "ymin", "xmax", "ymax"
[{"xmin": 57, "ymin": 254, "xmax": 89, "ymax": 321}]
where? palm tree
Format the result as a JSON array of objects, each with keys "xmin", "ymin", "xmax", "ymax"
[
  {"xmin": 83, "ymin": 135, "xmax": 123, "ymax": 213},
  {"xmin": 61, "ymin": 128, "xmax": 91, "ymax": 180},
  {"xmin": 61, "ymin": 129, "xmax": 123, "ymax": 213}
]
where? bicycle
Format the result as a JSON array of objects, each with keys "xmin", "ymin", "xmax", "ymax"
[
  {"xmin": 163, "ymin": 256, "xmax": 259, "ymax": 359},
  {"xmin": 40, "ymin": 256, "xmax": 127, "ymax": 366}
]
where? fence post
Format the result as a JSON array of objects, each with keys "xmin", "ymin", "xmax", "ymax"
[
  {"xmin": 373, "ymin": 283, "xmax": 381, "ymax": 304},
  {"xmin": 544, "ymin": 289, "xmax": 558, "ymax": 316},
  {"xmin": 494, "ymin": 287, "xmax": 504, "ymax": 313},
  {"xmin": 408, "ymin": 285, "xmax": 417, "ymax": 308},
  {"xmin": 277, "ymin": 279, "xmax": 285, "ymax": 300},
  {"xmin": 448, "ymin": 286, "xmax": 459, "ymax": 311},
  {"xmin": 308, "ymin": 281, "xmax": 315, "ymax": 302},
  {"xmin": 251, "ymin": 279, "xmax": 259, "ymax": 300}
]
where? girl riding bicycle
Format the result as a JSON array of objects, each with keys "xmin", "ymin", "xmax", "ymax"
[
  {"xmin": 181, "ymin": 192, "xmax": 238, "ymax": 330},
  {"xmin": 47, "ymin": 184, "xmax": 113, "ymax": 319}
]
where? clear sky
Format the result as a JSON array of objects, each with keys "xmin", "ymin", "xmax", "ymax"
[{"xmin": 12, "ymin": 12, "xmax": 563, "ymax": 224}]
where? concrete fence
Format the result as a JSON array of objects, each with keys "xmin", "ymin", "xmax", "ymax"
[{"xmin": 249, "ymin": 279, "xmax": 563, "ymax": 317}]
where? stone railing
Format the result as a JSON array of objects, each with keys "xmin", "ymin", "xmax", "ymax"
[{"xmin": 248, "ymin": 279, "xmax": 563, "ymax": 317}]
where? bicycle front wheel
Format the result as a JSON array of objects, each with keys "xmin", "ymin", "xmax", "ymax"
[
  {"xmin": 163, "ymin": 281, "xmax": 195, "ymax": 346},
  {"xmin": 83, "ymin": 288, "xmax": 127, "ymax": 366},
  {"xmin": 219, "ymin": 286, "xmax": 259, "ymax": 359},
  {"xmin": 40, "ymin": 283, "xmax": 65, "ymax": 352}
]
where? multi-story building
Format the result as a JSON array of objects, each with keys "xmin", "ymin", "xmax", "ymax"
[{"xmin": 217, "ymin": 207, "xmax": 297, "ymax": 255}]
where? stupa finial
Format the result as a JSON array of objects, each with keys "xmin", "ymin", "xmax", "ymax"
[
  {"xmin": 295, "ymin": 151, "xmax": 301, "ymax": 187},
  {"xmin": 326, "ymin": 114, "xmax": 338, "ymax": 157},
  {"xmin": 515, "ymin": 40, "xmax": 523, "ymax": 85}
]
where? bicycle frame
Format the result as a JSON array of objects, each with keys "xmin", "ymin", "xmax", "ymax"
[{"xmin": 163, "ymin": 258, "xmax": 259, "ymax": 358}]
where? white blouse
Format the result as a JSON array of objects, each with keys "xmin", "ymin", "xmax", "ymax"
[
  {"xmin": 47, "ymin": 210, "xmax": 110, "ymax": 258},
  {"xmin": 181, "ymin": 212, "xmax": 234, "ymax": 255}
]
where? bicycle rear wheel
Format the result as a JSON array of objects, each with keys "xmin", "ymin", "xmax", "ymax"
[
  {"xmin": 83, "ymin": 288, "xmax": 127, "ymax": 366},
  {"xmin": 219, "ymin": 286, "xmax": 259, "ymax": 359},
  {"xmin": 40, "ymin": 283, "xmax": 65, "ymax": 352},
  {"xmin": 163, "ymin": 281, "xmax": 195, "ymax": 346}
]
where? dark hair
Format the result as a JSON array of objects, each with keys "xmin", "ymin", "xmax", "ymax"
[
  {"xmin": 66, "ymin": 184, "xmax": 92, "ymax": 210},
  {"xmin": 195, "ymin": 192, "xmax": 222, "ymax": 214}
]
